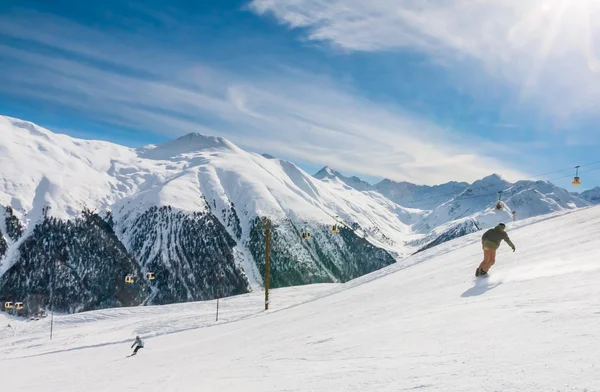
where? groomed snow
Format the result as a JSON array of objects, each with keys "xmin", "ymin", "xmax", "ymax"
[{"xmin": 2, "ymin": 206, "xmax": 599, "ymax": 391}]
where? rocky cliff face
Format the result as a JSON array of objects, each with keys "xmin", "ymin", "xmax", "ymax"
[{"xmin": 0, "ymin": 206, "xmax": 23, "ymax": 259}]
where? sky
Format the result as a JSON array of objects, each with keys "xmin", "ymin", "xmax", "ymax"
[{"xmin": 1, "ymin": 0, "xmax": 600, "ymax": 190}]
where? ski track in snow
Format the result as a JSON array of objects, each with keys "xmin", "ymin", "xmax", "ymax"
[{"xmin": 2, "ymin": 206, "xmax": 600, "ymax": 391}]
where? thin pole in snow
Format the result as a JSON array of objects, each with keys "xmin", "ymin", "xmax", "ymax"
[
  {"xmin": 263, "ymin": 218, "xmax": 271, "ymax": 311},
  {"xmin": 215, "ymin": 271, "xmax": 222, "ymax": 322},
  {"xmin": 50, "ymin": 260, "xmax": 56, "ymax": 340}
]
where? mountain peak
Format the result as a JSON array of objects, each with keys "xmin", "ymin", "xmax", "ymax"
[
  {"xmin": 470, "ymin": 173, "xmax": 510, "ymax": 189},
  {"xmin": 314, "ymin": 166, "xmax": 338, "ymax": 179},
  {"xmin": 313, "ymin": 166, "xmax": 373, "ymax": 191},
  {"xmin": 137, "ymin": 133, "xmax": 237, "ymax": 159},
  {"xmin": 482, "ymin": 173, "xmax": 505, "ymax": 182}
]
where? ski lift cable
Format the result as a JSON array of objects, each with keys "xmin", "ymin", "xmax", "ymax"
[
  {"xmin": 404, "ymin": 159, "xmax": 600, "ymax": 208},
  {"xmin": 525, "ymin": 160, "xmax": 600, "ymax": 179}
]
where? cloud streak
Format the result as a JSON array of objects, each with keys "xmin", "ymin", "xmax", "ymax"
[
  {"xmin": 0, "ymin": 9, "xmax": 525, "ymax": 185},
  {"xmin": 250, "ymin": 0, "xmax": 600, "ymax": 120}
]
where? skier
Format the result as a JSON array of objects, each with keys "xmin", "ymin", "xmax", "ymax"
[
  {"xmin": 130, "ymin": 335, "xmax": 144, "ymax": 356},
  {"xmin": 475, "ymin": 223, "xmax": 515, "ymax": 277}
]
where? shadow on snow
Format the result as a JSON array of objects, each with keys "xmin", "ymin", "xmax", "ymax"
[{"xmin": 461, "ymin": 278, "xmax": 501, "ymax": 297}]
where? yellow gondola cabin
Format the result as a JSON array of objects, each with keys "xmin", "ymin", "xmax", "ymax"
[{"xmin": 572, "ymin": 166, "xmax": 581, "ymax": 185}]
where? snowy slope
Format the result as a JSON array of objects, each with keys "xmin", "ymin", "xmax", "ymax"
[
  {"xmin": 2, "ymin": 206, "xmax": 599, "ymax": 391},
  {"xmin": 0, "ymin": 116, "xmax": 139, "ymax": 222}
]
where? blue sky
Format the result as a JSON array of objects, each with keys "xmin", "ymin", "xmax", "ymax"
[{"xmin": 1, "ymin": 0, "xmax": 600, "ymax": 190}]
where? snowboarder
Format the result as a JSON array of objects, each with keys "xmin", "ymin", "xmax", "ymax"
[
  {"xmin": 475, "ymin": 223, "xmax": 515, "ymax": 277},
  {"xmin": 130, "ymin": 335, "xmax": 144, "ymax": 356}
]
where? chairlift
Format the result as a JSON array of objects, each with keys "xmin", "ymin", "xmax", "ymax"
[
  {"xmin": 495, "ymin": 191, "xmax": 504, "ymax": 210},
  {"xmin": 572, "ymin": 166, "xmax": 581, "ymax": 185},
  {"xmin": 15, "ymin": 302, "xmax": 23, "ymax": 310},
  {"xmin": 125, "ymin": 275, "xmax": 134, "ymax": 284},
  {"xmin": 4, "ymin": 301, "xmax": 14, "ymax": 309},
  {"xmin": 146, "ymin": 272, "xmax": 155, "ymax": 280}
]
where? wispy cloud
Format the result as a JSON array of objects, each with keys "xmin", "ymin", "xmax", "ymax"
[
  {"xmin": 0, "ymin": 10, "xmax": 525, "ymax": 185},
  {"xmin": 250, "ymin": 0, "xmax": 600, "ymax": 120}
]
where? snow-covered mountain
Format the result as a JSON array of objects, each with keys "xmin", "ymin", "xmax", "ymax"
[
  {"xmin": 580, "ymin": 186, "xmax": 600, "ymax": 204},
  {"xmin": 0, "ymin": 115, "xmax": 592, "ymax": 315},
  {"xmin": 414, "ymin": 174, "xmax": 590, "ymax": 236},
  {"xmin": 0, "ymin": 117, "xmax": 409, "ymax": 314},
  {"xmin": 374, "ymin": 178, "xmax": 469, "ymax": 208},
  {"xmin": 313, "ymin": 168, "xmax": 590, "ymax": 252}
]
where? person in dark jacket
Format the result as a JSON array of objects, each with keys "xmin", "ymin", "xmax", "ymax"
[
  {"xmin": 131, "ymin": 335, "xmax": 144, "ymax": 355},
  {"xmin": 476, "ymin": 223, "xmax": 515, "ymax": 277}
]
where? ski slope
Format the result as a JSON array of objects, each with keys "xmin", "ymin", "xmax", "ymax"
[{"xmin": 2, "ymin": 206, "xmax": 600, "ymax": 391}]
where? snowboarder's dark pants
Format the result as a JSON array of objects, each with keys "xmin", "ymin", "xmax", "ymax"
[{"xmin": 133, "ymin": 346, "xmax": 143, "ymax": 355}]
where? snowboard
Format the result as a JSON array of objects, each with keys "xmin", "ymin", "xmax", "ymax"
[{"xmin": 474, "ymin": 268, "xmax": 488, "ymax": 278}]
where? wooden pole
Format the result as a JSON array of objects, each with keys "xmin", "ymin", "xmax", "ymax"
[
  {"xmin": 265, "ymin": 223, "xmax": 271, "ymax": 311},
  {"xmin": 260, "ymin": 218, "xmax": 271, "ymax": 311}
]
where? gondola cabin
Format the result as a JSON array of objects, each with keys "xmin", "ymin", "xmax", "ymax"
[
  {"xmin": 301, "ymin": 231, "xmax": 311, "ymax": 240},
  {"xmin": 495, "ymin": 191, "xmax": 504, "ymax": 210},
  {"xmin": 146, "ymin": 272, "xmax": 155, "ymax": 280},
  {"xmin": 125, "ymin": 275, "xmax": 134, "ymax": 284},
  {"xmin": 572, "ymin": 166, "xmax": 581, "ymax": 185},
  {"xmin": 15, "ymin": 302, "xmax": 23, "ymax": 310},
  {"xmin": 4, "ymin": 301, "xmax": 14, "ymax": 309},
  {"xmin": 331, "ymin": 224, "xmax": 340, "ymax": 233}
]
